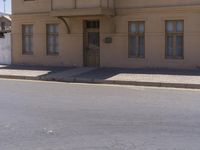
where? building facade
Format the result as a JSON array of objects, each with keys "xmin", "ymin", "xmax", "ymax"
[{"xmin": 12, "ymin": 0, "xmax": 200, "ymax": 68}]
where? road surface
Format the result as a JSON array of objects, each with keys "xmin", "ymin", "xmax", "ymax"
[{"xmin": 0, "ymin": 79, "xmax": 200, "ymax": 150}]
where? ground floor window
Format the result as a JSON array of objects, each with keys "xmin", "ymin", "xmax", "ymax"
[
  {"xmin": 165, "ymin": 20, "xmax": 184, "ymax": 59},
  {"xmin": 22, "ymin": 25, "xmax": 33, "ymax": 54},
  {"xmin": 128, "ymin": 21, "xmax": 145, "ymax": 58},
  {"xmin": 46, "ymin": 24, "xmax": 59, "ymax": 55}
]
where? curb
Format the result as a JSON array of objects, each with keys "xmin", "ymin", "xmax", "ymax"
[
  {"xmin": 0, "ymin": 75, "xmax": 39, "ymax": 80},
  {"xmin": 92, "ymin": 79, "xmax": 200, "ymax": 89},
  {"xmin": 0, "ymin": 75, "xmax": 200, "ymax": 89}
]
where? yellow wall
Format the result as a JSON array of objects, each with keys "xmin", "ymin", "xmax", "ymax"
[
  {"xmin": 115, "ymin": 0, "xmax": 200, "ymax": 8},
  {"xmin": 11, "ymin": 0, "xmax": 200, "ymax": 68}
]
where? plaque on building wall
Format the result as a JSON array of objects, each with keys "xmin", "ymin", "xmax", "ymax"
[{"xmin": 104, "ymin": 37, "xmax": 112, "ymax": 44}]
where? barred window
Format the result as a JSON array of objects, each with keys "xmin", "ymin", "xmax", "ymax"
[
  {"xmin": 22, "ymin": 25, "xmax": 33, "ymax": 54},
  {"xmin": 128, "ymin": 21, "xmax": 145, "ymax": 58},
  {"xmin": 46, "ymin": 24, "xmax": 59, "ymax": 55},
  {"xmin": 166, "ymin": 20, "xmax": 184, "ymax": 59}
]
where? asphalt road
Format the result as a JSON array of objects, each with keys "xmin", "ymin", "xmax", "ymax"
[{"xmin": 0, "ymin": 79, "xmax": 200, "ymax": 150}]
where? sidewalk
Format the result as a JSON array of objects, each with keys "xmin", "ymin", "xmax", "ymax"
[{"xmin": 0, "ymin": 65, "xmax": 200, "ymax": 89}]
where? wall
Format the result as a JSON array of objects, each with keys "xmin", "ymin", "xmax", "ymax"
[
  {"xmin": 12, "ymin": 0, "xmax": 51, "ymax": 14},
  {"xmin": 12, "ymin": 0, "xmax": 114, "ymax": 14},
  {"xmin": 101, "ymin": 9, "xmax": 200, "ymax": 69},
  {"xmin": 12, "ymin": 14, "xmax": 84, "ymax": 66},
  {"xmin": 12, "ymin": 0, "xmax": 200, "ymax": 14},
  {"xmin": 0, "ymin": 33, "xmax": 11, "ymax": 65},
  {"xmin": 115, "ymin": 0, "xmax": 200, "ymax": 8},
  {"xmin": 11, "ymin": 0, "xmax": 200, "ymax": 69}
]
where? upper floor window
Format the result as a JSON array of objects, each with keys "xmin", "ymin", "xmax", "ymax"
[
  {"xmin": 128, "ymin": 21, "xmax": 145, "ymax": 58},
  {"xmin": 46, "ymin": 24, "xmax": 59, "ymax": 55},
  {"xmin": 165, "ymin": 20, "xmax": 184, "ymax": 59},
  {"xmin": 22, "ymin": 25, "xmax": 33, "ymax": 55}
]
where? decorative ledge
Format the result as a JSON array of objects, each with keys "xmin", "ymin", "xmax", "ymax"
[{"xmin": 50, "ymin": 8, "xmax": 115, "ymax": 17}]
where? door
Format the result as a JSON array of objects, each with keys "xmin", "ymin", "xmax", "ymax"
[{"xmin": 83, "ymin": 20, "xmax": 100, "ymax": 67}]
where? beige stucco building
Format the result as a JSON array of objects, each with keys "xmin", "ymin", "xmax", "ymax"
[{"xmin": 11, "ymin": 0, "xmax": 200, "ymax": 69}]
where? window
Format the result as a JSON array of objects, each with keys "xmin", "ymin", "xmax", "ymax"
[
  {"xmin": 1, "ymin": 22, "xmax": 5, "ymax": 31},
  {"xmin": 0, "ymin": 32, "xmax": 4, "ymax": 38},
  {"xmin": 22, "ymin": 25, "xmax": 33, "ymax": 54},
  {"xmin": 128, "ymin": 21, "xmax": 145, "ymax": 58},
  {"xmin": 46, "ymin": 24, "xmax": 59, "ymax": 55},
  {"xmin": 165, "ymin": 20, "xmax": 184, "ymax": 59},
  {"xmin": 86, "ymin": 21, "xmax": 99, "ymax": 29}
]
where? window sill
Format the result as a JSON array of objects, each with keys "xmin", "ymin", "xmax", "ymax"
[
  {"xmin": 47, "ymin": 53, "xmax": 59, "ymax": 56},
  {"xmin": 165, "ymin": 57, "xmax": 184, "ymax": 60},
  {"xmin": 22, "ymin": 52, "xmax": 34, "ymax": 55},
  {"xmin": 128, "ymin": 56, "xmax": 145, "ymax": 59}
]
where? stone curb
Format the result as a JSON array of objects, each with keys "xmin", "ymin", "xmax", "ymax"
[
  {"xmin": 0, "ymin": 75, "xmax": 200, "ymax": 89},
  {"xmin": 0, "ymin": 75, "xmax": 39, "ymax": 80},
  {"xmin": 63, "ymin": 77, "xmax": 200, "ymax": 89}
]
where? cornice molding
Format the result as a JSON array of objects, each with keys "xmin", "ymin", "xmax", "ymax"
[{"xmin": 116, "ymin": 4, "xmax": 200, "ymax": 14}]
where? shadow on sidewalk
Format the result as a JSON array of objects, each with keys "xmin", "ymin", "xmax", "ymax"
[
  {"xmin": 74, "ymin": 68, "xmax": 200, "ymax": 80},
  {"xmin": 0, "ymin": 65, "xmax": 200, "ymax": 81}
]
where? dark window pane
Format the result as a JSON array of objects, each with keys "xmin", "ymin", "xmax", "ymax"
[
  {"xmin": 166, "ymin": 35, "xmax": 173, "ymax": 57},
  {"xmin": 139, "ymin": 36, "xmax": 145, "ymax": 57},
  {"xmin": 176, "ymin": 35, "xmax": 183, "ymax": 57},
  {"xmin": 139, "ymin": 23, "xmax": 145, "ymax": 33},
  {"xmin": 129, "ymin": 22, "xmax": 137, "ymax": 33},
  {"xmin": 129, "ymin": 35, "xmax": 137, "ymax": 56},
  {"xmin": 88, "ymin": 32, "xmax": 99, "ymax": 49},
  {"xmin": 86, "ymin": 21, "xmax": 99, "ymax": 29},
  {"xmin": 166, "ymin": 21, "xmax": 174, "ymax": 32},
  {"xmin": 176, "ymin": 21, "xmax": 184, "ymax": 32}
]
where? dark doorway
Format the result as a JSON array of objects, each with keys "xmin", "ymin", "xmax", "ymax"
[{"xmin": 83, "ymin": 20, "xmax": 100, "ymax": 67}]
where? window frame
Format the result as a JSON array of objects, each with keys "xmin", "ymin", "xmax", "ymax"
[
  {"xmin": 165, "ymin": 20, "xmax": 184, "ymax": 59},
  {"xmin": 46, "ymin": 24, "xmax": 59, "ymax": 55},
  {"xmin": 22, "ymin": 24, "xmax": 34, "ymax": 55},
  {"xmin": 128, "ymin": 21, "xmax": 145, "ymax": 59}
]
